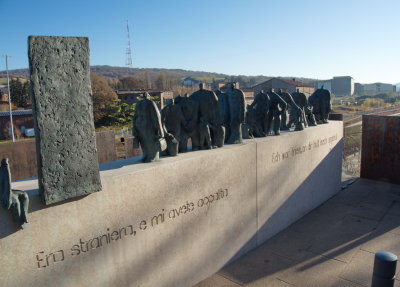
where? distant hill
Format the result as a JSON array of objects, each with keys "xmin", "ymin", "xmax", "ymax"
[
  {"xmin": 91, "ymin": 66, "xmax": 230, "ymax": 79},
  {"xmin": 0, "ymin": 65, "xmax": 317, "ymax": 87},
  {"xmin": 0, "ymin": 69, "xmax": 29, "ymax": 79},
  {"xmin": 0, "ymin": 66, "xmax": 230, "ymax": 80}
]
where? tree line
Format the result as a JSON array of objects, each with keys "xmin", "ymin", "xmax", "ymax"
[
  {"xmin": 5, "ymin": 72, "xmax": 274, "ymax": 129},
  {"xmin": 6, "ymin": 73, "xmax": 179, "ymax": 128}
]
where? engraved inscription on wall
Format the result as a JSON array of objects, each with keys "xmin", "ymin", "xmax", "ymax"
[
  {"xmin": 35, "ymin": 188, "xmax": 229, "ymax": 269},
  {"xmin": 271, "ymin": 134, "xmax": 338, "ymax": 164}
]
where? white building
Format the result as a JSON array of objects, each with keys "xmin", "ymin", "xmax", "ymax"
[{"xmin": 363, "ymin": 83, "xmax": 395, "ymax": 95}]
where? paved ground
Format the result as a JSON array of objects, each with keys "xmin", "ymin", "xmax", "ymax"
[{"xmin": 194, "ymin": 178, "xmax": 400, "ymax": 287}]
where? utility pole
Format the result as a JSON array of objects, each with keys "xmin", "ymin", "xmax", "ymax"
[
  {"xmin": 125, "ymin": 20, "xmax": 133, "ymax": 68},
  {"xmin": 2, "ymin": 55, "xmax": 15, "ymax": 142}
]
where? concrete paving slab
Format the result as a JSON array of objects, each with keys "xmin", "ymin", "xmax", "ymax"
[
  {"xmin": 276, "ymin": 252, "xmax": 346, "ymax": 287},
  {"xmin": 252, "ymin": 227, "xmax": 312, "ymax": 261},
  {"xmin": 246, "ymin": 278, "xmax": 296, "ymax": 286},
  {"xmin": 374, "ymin": 213, "xmax": 400, "ymax": 235},
  {"xmin": 306, "ymin": 215, "xmax": 378, "ymax": 263},
  {"xmin": 195, "ymin": 179, "xmax": 400, "ymax": 287},
  {"xmin": 361, "ymin": 232, "xmax": 400, "ymax": 255},
  {"xmin": 219, "ymin": 248, "xmax": 294, "ymax": 285},
  {"xmin": 194, "ymin": 274, "xmax": 242, "ymax": 287},
  {"xmin": 329, "ymin": 186, "xmax": 371, "ymax": 207},
  {"xmin": 289, "ymin": 203, "xmax": 349, "ymax": 235},
  {"xmin": 361, "ymin": 191, "xmax": 398, "ymax": 210},
  {"xmin": 339, "ymin": 249, "xmax": 374, "ymax": 287},
  {"xmin": 388, "ymin": 201, "xmax": 400, "ymax": 217},
  {"xmin": 326, "ymin": 278, "xmax": 365, "ymax": 287}
]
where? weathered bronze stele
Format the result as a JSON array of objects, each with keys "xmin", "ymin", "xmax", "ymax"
[{"xmin": 28, "ymin": 36, "xmax": 102, "ymax": 205}]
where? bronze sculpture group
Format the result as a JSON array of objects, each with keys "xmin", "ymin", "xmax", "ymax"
[
  {"xmin": 0, "ymin": 84, "xmax": 331, "ymax": 227},
  {"xmin": 133, "ymin": 84, "xmax": 332, "ymax": 162}
]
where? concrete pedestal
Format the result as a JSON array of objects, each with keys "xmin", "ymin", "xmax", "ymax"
[{"xmin": 0, "ymin": 121, "xmax": 343, "ymax": 287}]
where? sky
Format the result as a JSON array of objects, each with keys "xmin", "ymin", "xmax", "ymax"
[{"xmin": 0, "ymin": 0, "xmax": 399, "ymax": 84}]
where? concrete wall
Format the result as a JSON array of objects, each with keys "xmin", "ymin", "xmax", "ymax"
[
  {"xmin": 361, "ymin": 115, "xmax": 400, "ymax": 184},
  {"xmin": 0, "ymin": 140, "xmax": 37, "ymax": 180},
  {"xmin": 95, "ymin": 130, "xmax": 117, "ymax": 164},
  {"xmin": 0, "ymin": 122, "xmax": 343, "ymax": 287},
  {"xmin": 123, "ymin": 136, "xmax": 143, "ymax": 158}
]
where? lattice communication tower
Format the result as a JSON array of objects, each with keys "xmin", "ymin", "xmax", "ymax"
[{"xmin": 125, "ymin": 20, "xmax": 133, "ymax": 68}]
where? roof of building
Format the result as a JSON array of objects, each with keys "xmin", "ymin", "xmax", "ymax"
[
  {"xmin": 333, "ymin": 76, "xmax": 354, "ymax": 79},
  {"xmin": 182, "ymin": 77, "xmax": 200, "ymax": 82},
  {"xmin": 277, "ymin": 78, "xmax": 314, "ymax": 88},
  {"xmin": 0, "ymin": 109, "xmax": 32, "ymax": 117},
  {"xmin": 116, "ymin": 89, "xmax": 172, "ymax": 94},
  {"xmin": 253, "ymin": 77, "xmax": 314, "ymax": 88}
]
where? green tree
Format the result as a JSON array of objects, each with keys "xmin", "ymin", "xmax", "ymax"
[
  {"xmin": 10, "ymin": 78, "xmax": 31, "ymax": 108},
  {"xmin": 103, "ymin": 99, "xmax": 135, "ymax": 127}
]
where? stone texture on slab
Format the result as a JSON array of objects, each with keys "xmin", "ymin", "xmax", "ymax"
[{"xmin": 28, "ymin": 36, "xmax": 101, "ymax": 205}]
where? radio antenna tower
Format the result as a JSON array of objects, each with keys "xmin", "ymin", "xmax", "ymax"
[{"xmin": 125, "ymin": 20, "xmax": 133, "ymax": 68}]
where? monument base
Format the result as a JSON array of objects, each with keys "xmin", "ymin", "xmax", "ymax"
[{"xmin": 0, "ymin": 121, "xmax": 343, "ymax": 287}]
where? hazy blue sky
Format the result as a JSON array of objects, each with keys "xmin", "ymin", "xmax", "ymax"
[{"xmin": 1, "ymin": 0, "xmax": 399, "ymax": 84}]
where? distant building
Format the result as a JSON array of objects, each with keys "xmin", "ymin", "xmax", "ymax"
[
  {"xmin": 0, "ymin": 109, "xmax": 34, "ymax": 140},
  {"xmin": 216, "ymin": 82, "xmax": 240, "ymax": 91},
  {"xmin": 182, "ymin": 77, "xmax": 213, "ymax": 90},
  {"xmin": 331, "ymin": 76, "xmax": 354, "ymax": 97},
  {"xmin": 252, "ymin": 78, "xmax": 315, "ymax": 97},
  {"xmin": 116, "ymin": 89, "xmax": 174, "ymax": 109},
  {"xmin": 354, "ymin": 83, "xmax": 364, "ymax": 95},
  {"xmin": 182, "ymin": 77, "xmax": 200, "ymax": 88},
  {"xmin": 363, "ymin": 83, "xmax": 396, "ymax": 95},
  {"xmin": 0, "ymin": 88, "xmax": 10, "ymax": 112},
  {"xmin": 315, "ymin": 80, "xmax": 332, "ymax": 92},
  {"xmin": 241, "ymin": 88, "xmax": 254, "ymax": 105}
]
